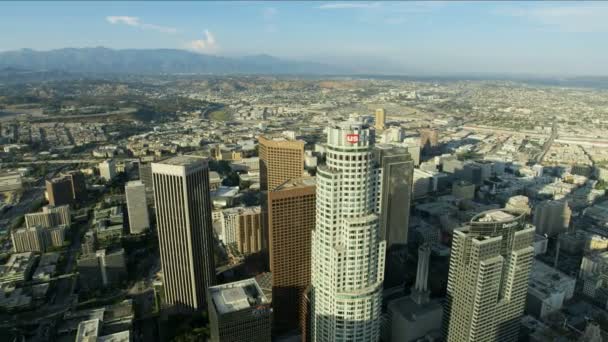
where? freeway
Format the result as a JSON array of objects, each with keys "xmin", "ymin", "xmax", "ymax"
[
  {"xmin": 534, "ymin": 119, "xmax": 558, "ymax": 164},
  {"xmin": 12, "ymin": 158, "xmax": 139, "ymax": 166}
]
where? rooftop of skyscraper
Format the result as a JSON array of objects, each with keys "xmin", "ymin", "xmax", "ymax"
[
  {"xmin": 273, "ymin": 177, "xmax": 316, "ymax": 191},
  {"xmin": 157, "ymin": 155, "xmax": 206, "ymax": 166},
  {"xmin": 209, "ymin": 277, "xmax": 269, "ymax": 315}
]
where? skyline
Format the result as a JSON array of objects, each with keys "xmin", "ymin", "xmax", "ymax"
[{"xmin": 1, "ymin": 1, "xmax": 608, "ymax": 76}]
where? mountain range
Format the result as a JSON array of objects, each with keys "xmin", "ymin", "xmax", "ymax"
[{"xmin": 0, "ymin": 47, "xmax": 352, "ymax": 75}]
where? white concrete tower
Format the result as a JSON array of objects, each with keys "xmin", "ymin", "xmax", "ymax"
[{"xmin": 311, "ymin": 120, "xmax": 386, "ymax": 342}]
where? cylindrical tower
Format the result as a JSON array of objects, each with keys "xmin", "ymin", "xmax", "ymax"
[{"xmin": 311, "ymin": 120, "xmax": 386, "ymax": 342}]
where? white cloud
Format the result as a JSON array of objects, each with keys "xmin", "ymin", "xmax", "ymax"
[
  {"xmin": 498, "ymin": 3, "xmax": 608, "ymax": 33},
  {"xmin": 318, "ymin": 2, "xmax": 381, "ymax": 10},
  {"xmin": 105, "ymin": 16, "xmax": 178, "ymax": 34},
  {"xmin": 187, "ymin": 30, "xmax": 218, "ymax": 53},
  {"xmin": 106, "ymin": 16, "xmax": 140, "ymax": 26}
]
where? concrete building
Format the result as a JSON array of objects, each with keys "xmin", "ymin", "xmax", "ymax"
[
  {"xmin": 258, "ymin": 136, "xmax": 305, "ymax": 193},
  {"xmin": 267, "ymin": 177, "xmax": 316, "ymax": 333},
  {"xmin": 443, "ymin": 209, "xmax": 535, "ymax": 342},
  {"xmin": 99, "ymin": 159, "xmax": 116, "ymax": 182},
  {"xmin": 375, "ymin": 108, "xmax": 386, "ymax": 131},
  {"xmin": 220, "ymin": 206, "xmax": 263, "ymax": 255},
  {"xmin": 138, "ymin": 161, "xmax": 153, "ymax": 193},
  {"xmin": 0, "ymin": 252, "xmax": 36, "ymax": 285},
  {"xmin": 452, "ymin": 181, "xmax": 475, "ymax": 201},
  {"xmin": 152, "ymin": 156, "xmax": 216, "ymax": 313},
  {"xmin": 47, "ymin": 224, "xmax": 67, "ymax": 247},
  {"xmin": 0, "ymin": 172, "xmax": 22, "ymax": 192},
  {"xmin": 234, "ymin": 206, "xmax": 263, "ymax": 255},
  {"xmin": 208, "ymin": 278, "xmax": 272, "ymax": 342},
  {"xmin": 383, "ymin": 244, "xmax": 443, "ymax": 342},
  {"xmin": 125, "ymin": 180, "xmax": 150, "ymax": 234},
  {"xmin": 77, "ymin": 248, "xmax": 127, "ymax": 291},
  {"xmin": 11, "ymin": 226, "xmax": 46, "ymax": 252},
  {"xmin": 64, "ymin": 170, "xmax": 87, "ymax": 202},
  {"xmin": 505, "ymin": 195, "xmax": 531, "ymax": 215},
  {"xmin": 402, "ymin": 138, "xmax": 421, "ymax": 166},
  {"xmin": 527, "ymin": 260, "xmax": 576, "ymax": 319},
  {"xmin": 45, "ymin": 177, "xmax": 73, "ymax": 206},
  {"xmin": 25, "ymin": 205, "xmax": 71, "ymax": 229},
  {"xmin": 374, "ymin": 144, "xmax": 414, "ymax": 251},
  {"xmin": 533, "ymin": 200, "xmax": 571, "ymax": 237},
  {"xmin": 311, "ymin": 121, "xmax": 385, "ymax": 342}
]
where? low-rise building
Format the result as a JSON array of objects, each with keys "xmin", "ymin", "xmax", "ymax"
[
  {"xmin": 527, "ymin": 260, "xmax": 576, "ymax": 318},
  {"xmin": 0, "ymin": 172, "xmax": 22, "ymax": 192},
  {"xmin": 0, "ymin": 252, "xmax": 36, "ymax": 285}
]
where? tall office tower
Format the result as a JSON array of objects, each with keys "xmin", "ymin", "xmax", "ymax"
[
  {"xmin": 99, "ymin": 159, "xmax": 116, "ymax": 182},
  {"xmin": 45, "ymin": 177, "xmax": 73, "ymax": 206},
  {"xmin": 138, "ymin": 161, "xmax": 154, "ymax": 193},
  {"xmin": 533, "ymin": 200, "xmax": 571, "ymax": 237},
  {"xmin": 208, "ymin": 278, "xmax": 272, "ymax": 342},
  {"xmin": 374, "ymin": 144, "xmax": 414, "ymax": 250},
  {"xmin": 152, "ymin": 156, "xmax": 216, "ymax": 313},
  {"xmin": 125, "ymin": 180, "xmax": 150, "ymax": 234},
  {"xmin": 419, "ymin": 129, "xmax": 438, "ymax": 154},
  {"xmin": 375, "ymin": 108, "xmax": 386, "ymax": 131},
  {"xmin": 64, "ymin": 170, "xmax": 87, "ymax": 202},
  {"xmin": 267, "ymin": 177, "xmax": 316, "ymax": 333},
  {"xmin": 258, "ymin": 136, "xmax": 305, "ymax": 193},
  {"xmin": 25, "ymin": 204, "xmax": 71, "ymax": 228},
  {"xmin": 311, "ymin": 121, "xmax": 386, "ymax": 342},
  {"xmin": 259, "ymin": 135, "xmax": 305, "ymax": 268},
  {"xmin": 443, "ymin": 209, "xmax": 535, "ymax": 342}
]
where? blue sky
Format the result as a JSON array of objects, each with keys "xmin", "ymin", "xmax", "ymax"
[{"xmin": 1, "ymin": 1, "xmax": 608, "ymax": 75}]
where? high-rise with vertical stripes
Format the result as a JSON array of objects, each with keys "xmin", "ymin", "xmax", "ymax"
[
  {"xmin": 311, "ymin": 120, "xmax": 386, "ymax": 342},
  {"xmin": 443, "ymin": 209, "xmax": 535, "ymax": 342},
  {"xmin": 152, "ymin": 156, "xmax": 216, "ymax": 314}
]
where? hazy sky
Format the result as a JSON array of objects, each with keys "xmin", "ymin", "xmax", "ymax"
[{"xmin": 1, "ymin": 1, "xmax": 608, "ymax": 76}]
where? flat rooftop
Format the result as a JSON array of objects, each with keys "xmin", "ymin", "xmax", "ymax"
[
  {"xmin": 98, "ymin": 331, "xmax": 130, "ymax": 342},
  {"xmin": 75, "ymin": 318, "xmax": 100, "ymax": 342},
  {"xmin": 210, "ymin": 277, "xmax": 269, "ymax": 315},
  {"xmin": 274, "ymin": 177, "xmax": 316, "ymax": 191},
  {"xmin": 156, "ymin": 155, "xmax": 206, "ymax": 166},
  {"xmin": 125, "ymin": 180, "xmax": 144, "ymax": 188}
]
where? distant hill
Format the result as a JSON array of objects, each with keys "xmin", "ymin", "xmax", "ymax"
[{"xmin": 0, "ymin": 47, "xmax": 351, "ymax": 75}]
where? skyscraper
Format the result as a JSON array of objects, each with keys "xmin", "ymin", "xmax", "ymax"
[
  {"xmin": 64, "ymin": 170, "xmax": 87, "ymax": 203},
  {"xmin": 311, "ymin": 121, "xmax": 386, "ymax": 342},
  {"xmin": 152, "ymin": 156, "xmax": 216, "ymax": 313},
  {"xmin": 125, "ymin": 180, "xmax": 150, "ymax": 234},
  {"xmin": 258, "ymin": 135, "xmax": 305, "ymax": 269},
  {"xmin": 258, "ymin": 136, "xmax": 305, "ymax": 193},
  {"xmin": 208, "ymin": 278, "xmax": 272, "ymax": 342},
  {"xmin": 443, "ymin": 209, "xmax": 535, "ymax": 342},
  {"xmin": 374, "ymin": 144, "xmax": 414, "ymax": 250},
  {"xmin": 375, "ymin": 108, "xmax": 386, "ymax": 131},
  {"xmin": 533, "ymin": 200, "xmax": 571, "ymax": 236},
  {"xmin": 267, "ymin": 177, "xmax": 316, "ymax": 333},
  {"xmin": 99, "ymin": 159, "xmax": 116, "ymax": 182},
  {"xmin": 45, "ymin": 177, "xmax": 73, "ymax": 206},
  {"xmin": 138, "ymin": 161, "xmax": 154, "ymax": 193}
]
